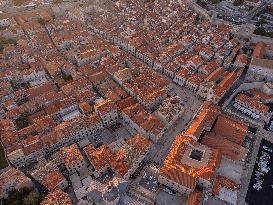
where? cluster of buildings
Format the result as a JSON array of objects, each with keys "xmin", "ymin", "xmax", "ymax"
[
  {"xmin": 159, "ymin": 101, "xmax": 250, "ymax": 205},
  {"xmin": 233, "ymin": 87, "xmax": 273, "ymax": 122},
  {"xmin": 31, "ymin": 157, "xmax": 68, "ymax": 191},
  {"xmin": 244, "ymin": 0, "xmax": 262, "ymax": 7},
  {"xmin": 56, "ymin": 134, "xmax": 150, "ymax": 204},
  {"xmin": 40, "ymin": 188, "xmax": 73, "ymax": 205},
  {"xmin": 0, "ymin": 167, "xmax": 33, "ymax": 199},
  {"xmin": 154, "ymin": 96, "xmax": 185, "ymax": 126},
  {"xmin": 247, "ymin": 42, "xmax": 273, "ymax": 82},
  {"xmin": 82, "ymin": 0, "xmax": 249, "ymax": 104},
  {"xmin": 0, "ymin": 4, "xmax": 173, "ymax": 172},
  {"xmin": 84, "ymin": 176, "xmax": 128, "ymax": 205},
  {"xmin": 0, "ymin": 0, "xmax": 271, "ymax": 204},
  {"xmin": 84, "ymin": 134, "xmax": 151, "ymax": 179},
  {"xmin": 0, "ymin": 7, "xmax": 164, "ymax": 204}
]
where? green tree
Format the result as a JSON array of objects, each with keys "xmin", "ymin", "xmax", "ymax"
[
  {"xmin": 0, "ymin": 37, "xmax": 16, "ymax": 53},
  {"xmin": 23, "ymin": 191, "xmax": 40, "ymax": 205},
  {"xmin": 210, "ymin": 0, "xmax": 221, "ymax": 4},
  {"xmin": 15, "ymin": 112, "xmax": 29, "ymax": 130},
  {"xmin": 2, "ymin": 188, "xmax": 31, "ymax": 205},
  {"xmin": 254, "ymin": 27, "xmax": 273, "ymax": 38},
  {"xmin": 257, "ymin": 18, "xmax": 266, "ymax": 26},
  {"xmin": 53, "ymin": 0, "xmax": 63, "ymax": 4},
  {"xmin": 197, "ymin": 0, "xmax": 208, "ymax": 8},
  {"xmin": 194, "ymin": 15, "xmax": 200, "ymax": 25},
  {"xmin": 9, "ymin": 200, "xmax": 22, "ymax": 205},
  {"xmin": 38, "ymin": 18, "xmax": 46, "ymax": 26},
  {"xmin": 13, "ymin": 0, "xmax": 28, "ymax": 6},
  {"xmin": 233, "ymin": 0, "xmax": 244, "ymax": 6},
  {"xmin": 62, "ymin": 74, "xmax": 73, "ymax": 82}
]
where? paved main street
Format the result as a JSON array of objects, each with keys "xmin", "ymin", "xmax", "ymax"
[{"xmin": 145, "ymin": 82, "xmax": 203, "ymax": 167}]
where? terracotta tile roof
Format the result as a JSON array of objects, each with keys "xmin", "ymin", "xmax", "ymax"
[
  {"xmin": 32, "ymin": 115, "xmax": 55, "ymax": 134},
  {"xmin": 109, "ymin": 148, "xmax": 129, "ymax": 177},
  {"xmin": 235, "ymin": 93, "xmax": 270, "ymax": 113},
  {"xmin": 175, "ymin": 67, "xmax": 192, "ymax": 78},
  {"xmin": 106, "ymin": 91, "xmax": 121, "ymax": 103},
  {"xmin": 212, "ymin": 176, "xmax": 239, "ymax": 196},
  {"xmin": 114, "ymin": 86, "xmax": 129, "ymax": 98},
  {"xmin": 22, "ymin": 135, "xmax": 43, "ymax": 155},
  {"xmin": 212, "ymin": 114, "xmax": 248, "ymax": 146},
  {"xmin": 160, "ymin": 135, "xmax": 221, "ymax": 189},
  {"xmin": 207, "ymin": 60, "xmax": 220, "ymax": 68},
  {"xmin": 75, "ymin": 89, "xmax": 97, "ymax": 103},
  {"xmin": 41, "ymin": 130, "xmax": 64, "ymax": 147},
  {"xmin": 249, "ymin": 88, "xmax": 273, "ymax": 101},
  {"xmin": 46, "ymin": 61, "xmax": 62, "ymax": 77},
  {"xmin": 251, "ymin": 57, "xmax": 273, "ymax": 69},
  {"xmin": 187, "ymin": 73, "xmax": 206, "ymax": 85},
  {"xmin": 27, "ymin": 82, "xmax": 57, "ymax": 100},
  {"xmin": 40, "ymin": 188, "xmax": 72, "ymax": 205},
  {"xmin": 139, "ymin": 114, "xmax": 165, "ymax": 136},
  {"xmin": 0, "ymin": 131, "xmax": 18, "ymax": 150},
  {"xmin": 235, "ymin": 54, "xmax": 248, "ymax": 66},
  {"xmin": 4, "ymin": 108, "xmax": 20, "ymax": 119},
  {"xmin": 189, "ymin": 55, "xmax": 203, "ymax": 66},
  {"xmin": 28, "ymin": 110, "xmax": 47, "ymax": 124},
  {"xmin": 160, "ymin": 166, "xmax": 196, "ymax": 190},
  {"xmin": 184, "ymin": 102, "xmax": 221, "ymax": 139},
  {"xmin": 61, "ymin": 78, "xmax": 91, "ymax": 96},
  {"xmin": 202, "ymin": 132, "xmax": 248, "ymax": 161},
  {"xmin": 186, "ymin": 190, "xmax": 203, "ymax": 205},
  {"xmin": 84, "ymin": 144, "xmax": 113, "ymax": 172},
  {"xmin": 0, "ymin": 168, "xmax": 32, "ymax": 198},
  {"xmin": 45, "ymin": 101, "xmax": 63, "ymax": 115},
  {"xmin": 122, "ymin": 103, "xmax": 144, "ymax": 117},
  {"xmin": 61, "ymin": 144, "xmax": 84, "ymax": 167},
  {"xmin": 214, "ymin": 70, "xmax": 240, "ymax": 97},
  {"xmin": 127, "ymin": 133, "xmax": 151, "ymax": 153},
  {"xmin": 114, "ymin": 68, "xmax": 132, "ymax": 81},
  {"xmin": 41, "ymin": 171, "xmax": 66, "ymax": 191},
  {"xmin": 165, "ymin": 61, "xmax": 181, "ymax": 73},
  {"xmin": 88, "ymin": 71, "xmax": 110, "ymax": 85},
  {"xmin": 252, "ymin": 42, "xmax": 266, "ymax": 58},
  {"xmin": 84, "ymin": 134, "xmax": 150, "ymax": 176},
  {"xmin": 95, "ymin": 99, "xmax": 117, "ymax": 115},
  {"xmin": 79, "ymin": 102, "xmax": 92, "ymax": 114},
  {"xmin": 85, "ymin": 112, "xmax": 102, "ymax": 126},
  {"xmin": 199, "ymin": 64, "xmax": 214, "ymax": 75},
  {"xmin": 205, "ymin": 67, "xmax": 225, "ymax": 82}
]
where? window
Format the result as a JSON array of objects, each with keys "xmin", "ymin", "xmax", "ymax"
[{"xmin": 189, "ymin": 149, "xmax": 203, "ymax": 161}]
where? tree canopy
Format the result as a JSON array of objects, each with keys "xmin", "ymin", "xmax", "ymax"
[{"xmin": 1, "ymin": 188, "xmax": 41, "ymax": 205}]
